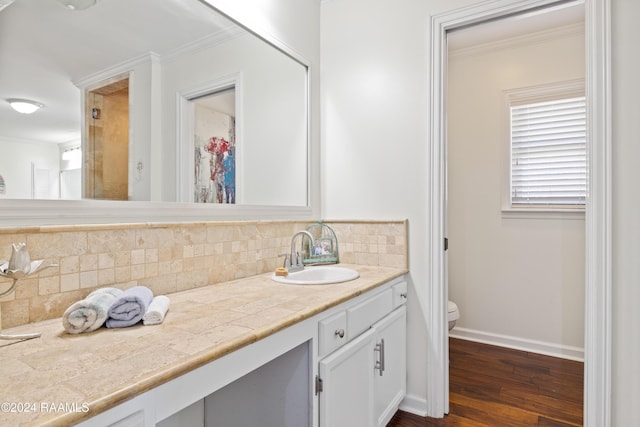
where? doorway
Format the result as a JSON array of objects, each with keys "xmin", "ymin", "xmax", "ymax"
[
  {"xmin": 191, "ymin": 88, "xmax": 236, "ymax": 204},
  {"xmin": 445, "ymin": 0, "xmax": 585, "ymax": 417},
  {"xmin": 84, "ymin": 77, "xmax": 130, "ymax": 200},
  {"xmin": 428, "ymin": 0, "xmax": 611, "ymax": 425}
]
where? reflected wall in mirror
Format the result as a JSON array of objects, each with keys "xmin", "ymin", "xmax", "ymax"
[{"xmin": 0, "ymin": 0, "xmax": 309, "ymax": 207}]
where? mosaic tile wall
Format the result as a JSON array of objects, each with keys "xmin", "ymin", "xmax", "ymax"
[{"xmin": 0, "ymin": 220, "xmax": 407, "ymax": 328}]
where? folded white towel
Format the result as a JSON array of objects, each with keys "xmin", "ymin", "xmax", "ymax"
[
  {"xmin": 62, "ymin": 287, "xmax": 123, "ymax": 334},
  {"xmin": 143, "ymin": 295, "xmax": 170, "ymax": 326}
]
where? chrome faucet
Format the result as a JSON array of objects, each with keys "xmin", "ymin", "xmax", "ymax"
[{"xmin": 282, "ymin": 230, "xmax": 314, "ymax": 272}]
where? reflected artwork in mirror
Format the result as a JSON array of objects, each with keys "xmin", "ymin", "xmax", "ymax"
[
  {"xmin": 193, "ymin": 88, "xmax": 236, "ymax": 204},
  {"xmin": 0, "ymin": 0, "xmax": 308, "ymax": 209}
]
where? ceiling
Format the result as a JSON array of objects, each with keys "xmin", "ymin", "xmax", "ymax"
[
  {"xmin": 447, "ymin": 1, "xmax": 584, "ymax": 50},
  {"xmin": 0, "ymin": 0, "xmax": 238, "ymax": 144},
  {"xmin": 1, "ymin": 0, "xmax": 585, "ymax": 146}
]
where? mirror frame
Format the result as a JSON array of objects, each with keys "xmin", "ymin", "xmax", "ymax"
[{"xmin": 0, "ymin": 1, "xmax": 315, "ymax": 227}]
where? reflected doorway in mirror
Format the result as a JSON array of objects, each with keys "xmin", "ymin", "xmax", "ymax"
[
  {"xmin": 193, "ymin": 88, "xmax": 236, "ymax": 204},
  {"xmin": 84, "ymin": 76, "xmax": 130, "ymax": 201}
]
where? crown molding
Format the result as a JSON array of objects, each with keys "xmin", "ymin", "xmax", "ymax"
[
  {"xmin": 160, "ymin": 26, "xmax": 246, "ymax": 64},
  {"xmin": 73, "ymin": 52, "xmax": 160, "ymax": 90},
  {"xmin": 449, "ymin": 22, "xmax": 584, "ymax": 58}
]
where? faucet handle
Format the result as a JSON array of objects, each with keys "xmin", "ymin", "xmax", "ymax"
[{"xmin": 278, "ymin": 253, "xmax": 291, "ymax": 268}]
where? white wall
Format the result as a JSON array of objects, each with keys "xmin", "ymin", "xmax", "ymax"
[
  {"xmin": 321, "ymin": 0, "xmax": 639, "ymax": 424},
  {"xmin": 130, "ymin": 56, "xmax": 159, "ymax": 202},
  {"xmin": 321, "ymin": 0, "xmax": 434, "ymax": 412},
  {"xmin": 611, "ymin": 1, "xmax": 640, "ymax": 425},
  {"xmin": 447, "ymin": 27, "xmax": 585, "ymax": 356},
  {"xmin": 0, "ymin": 137, "xmax": 60, "ymax": 199}
]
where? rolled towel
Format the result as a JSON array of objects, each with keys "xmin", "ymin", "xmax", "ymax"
[
  {"xmin": 62, "ymin": 287, "xmax": 123, "ymax": 334},
  {"xmin": 106, "ymin": 286, "xmax": 154, "ymax": 328},
  {"xmin": 143, "ymin": 295, "xmax": 170, "ymax": 326}
]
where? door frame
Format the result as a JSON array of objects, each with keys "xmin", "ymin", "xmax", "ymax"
[{"xmin": 427, "ymin": 0, "xmax": 611, "ymax": 425}]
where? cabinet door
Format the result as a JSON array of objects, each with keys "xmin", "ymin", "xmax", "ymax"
[
  {"xmin": 75, "ymin": 391, "xmax": 155, "ymax": 427},
  {"xmin": 318, "ymin": 328, "xmax": 375, "ymax": 427},
  {"xmin": 373, "ymin": 306, "xmax": 406, "ymax": 427}
]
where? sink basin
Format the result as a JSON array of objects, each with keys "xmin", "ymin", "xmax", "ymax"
[{"xmin": 271, "ymin": 265, "xmax": 359, "ymax": 285}]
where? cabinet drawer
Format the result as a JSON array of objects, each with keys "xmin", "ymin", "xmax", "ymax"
[
  {"xmin": 347, "ymin": 289, "xmax": 393, "ymax": 338},
  {"xmin": 319, "ymin": 311, "xmax": 348, "ymax": 358},
  {"xmin": 392, "ymin": 281, "xmax": 407, "ymax": 309}
]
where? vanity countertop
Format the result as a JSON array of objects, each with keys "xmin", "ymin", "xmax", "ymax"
[{"xmin": 0, "ymin": 264, "xmax": 406, "ymax": 426}]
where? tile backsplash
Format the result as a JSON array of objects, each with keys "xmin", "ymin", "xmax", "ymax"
[{"xmin": 0, "ymin": 219, "xmax": 407, "ymax": 328}]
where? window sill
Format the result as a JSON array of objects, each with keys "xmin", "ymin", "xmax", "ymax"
[{"xmin": 501, "ymin": 207, "xmax": 585, "ymax": 220}]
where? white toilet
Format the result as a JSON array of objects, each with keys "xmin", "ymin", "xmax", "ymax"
[{"xmin": 448, "ymin": 300, "xmax": 460, "ymax": 331}]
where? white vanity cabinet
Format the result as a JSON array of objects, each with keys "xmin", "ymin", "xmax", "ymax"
[
  {"xmin": 373, "ymin": 305, "xmax": 407, "ymax": 426},
  {"xmin": 318, "ymin": 327, "xmax": 376, "ymax": 427},
  {"xmin": 74, "ymin": 275, "xmax": 407, "ymax": 427},
  {"xmin": 318, "ymin": 280, "xmax": 407, "ymax": 427}
]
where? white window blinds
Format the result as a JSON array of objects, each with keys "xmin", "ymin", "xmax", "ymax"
[{"xmin": 510, "ymin": 96, "xmax": 586, "ymax": 207}]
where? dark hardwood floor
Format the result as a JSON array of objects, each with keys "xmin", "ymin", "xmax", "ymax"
[{"xmin": 388, "ymin": 338, "xmax": 584, "ymax": 426}]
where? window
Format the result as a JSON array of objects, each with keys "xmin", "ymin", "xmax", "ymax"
[{"xmin": 509, "ymin": 94, "xmax": 586, "ymax": 210}]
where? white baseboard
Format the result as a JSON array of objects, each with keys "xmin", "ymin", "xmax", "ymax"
[
  {"xmin": 398, "ymin": 394, "xmax": 428, "ymax": 417},
  {"xmin": 449, "ymin": 327, "xmax": 584, "ymax": 362}
]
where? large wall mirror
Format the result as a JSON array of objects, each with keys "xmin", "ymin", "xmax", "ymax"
[{"xmin": 0, "ymin": 0, "xmax": 309, "ymax": 223}]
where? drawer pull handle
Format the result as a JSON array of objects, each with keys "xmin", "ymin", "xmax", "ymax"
[
  {"xmin": 400, "ymin": 292, "xmax": 407, "ymax": 299},
  {"xmin": 335, "ymin": 329, "xmax": 345, "ymax": 338},
  {"xmin": 374, "ymin": 339, "xmax": 385, "ymax": 376}
]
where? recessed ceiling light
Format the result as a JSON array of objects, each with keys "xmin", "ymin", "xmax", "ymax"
[{"xmin": 6, "ymin": 98, "xmax": 44, "ymax": 114}]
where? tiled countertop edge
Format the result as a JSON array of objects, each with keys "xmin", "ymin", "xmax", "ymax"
[{"xmin": 19, "ymin": 265, "xmax": 408, "ymax": 426}]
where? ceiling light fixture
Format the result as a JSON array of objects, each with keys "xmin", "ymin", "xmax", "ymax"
[
  {"xmin": 57, "ymin": 0, "xmax": 96, "ymax": 11},
  {"xmin": 7, "ymin": 98, "xmax": 44, "ymax": 114},
  {"xmin": 0, "ymin": 0, "xmax": 15, "ymax": 13}
]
